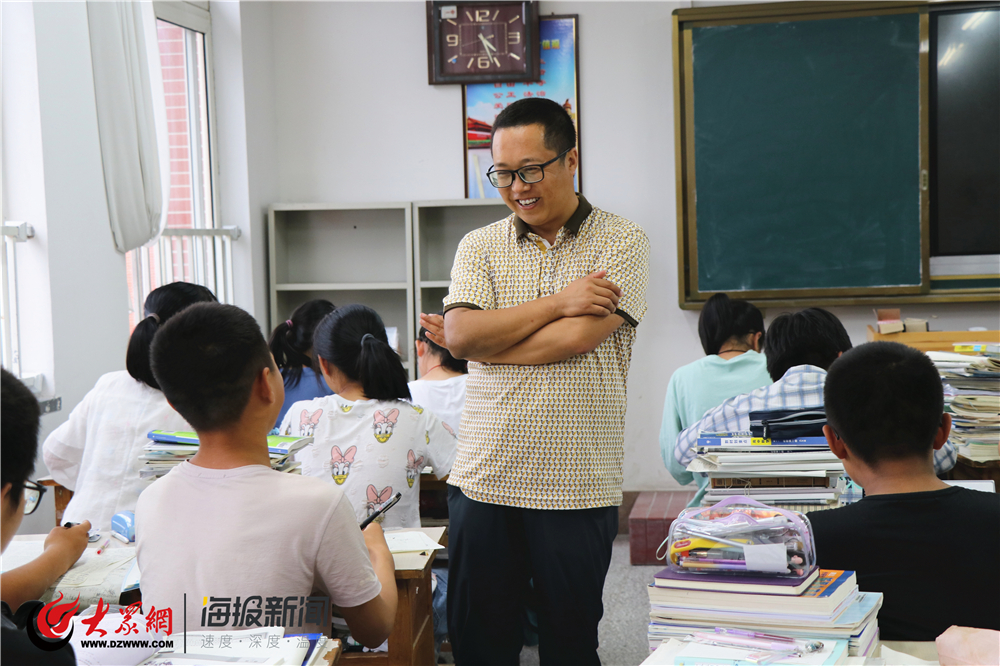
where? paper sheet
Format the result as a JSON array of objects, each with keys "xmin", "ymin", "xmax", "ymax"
[
  {"xmin": 384, "ymin": 530, "xmax": 445, "ymax": 553},
  {"xmin": 742, "ymin": 543, "xmax": 790, "ymax": 573},
  {"xmin": 0, "ymin": 540, "xmax": 45, "ymax": 572},
  {"xmin": 70, "ymin": 610, "xmax": 163, "ymax": 666}
]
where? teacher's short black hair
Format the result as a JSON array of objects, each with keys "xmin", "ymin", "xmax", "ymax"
[
  {"xmin": 1, "ymin": 368, "xmax": 40, "ymax": 509},
  {"xmin": 764, "ymin": 308, "xmax": 852, "ymax": 381},
  {"xmin": 492, "ymin": 97, "xmax": 576, "ymax": 158},
  {"xmin": 151, "ymin": 303, "xmax": 273, "ymax": 432},
  {"xmin": 825, "ymin": 342, "xmax": 944, "ymax": 466}
]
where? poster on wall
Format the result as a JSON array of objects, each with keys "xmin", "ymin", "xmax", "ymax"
[{"xmin": 463, "ymin": 15, "xmax": 580, "ymax": 199}]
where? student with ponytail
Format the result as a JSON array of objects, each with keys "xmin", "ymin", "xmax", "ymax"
[
  {"xmin": 659, "ymin": 293, "xmax": 772, "ymax": 506},
  {"xmin": 279, "ymin": 304, "xmax": 456, "ymax": 530},
  {"xmin": 268, "ymin": 299, "xmax": 336, "ymax": 427},
  {"xmin": 42, "ymin": 282, "xmax": 216, "ymax": 531}
]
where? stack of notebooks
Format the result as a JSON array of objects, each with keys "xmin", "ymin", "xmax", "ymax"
[
  {"xmin": 647, "ymin": 568, "xmax": 882, "ymax": 660},
  {"xmin": 687, "ymin": 433, "xmax": 845, "ymax": 506},
  {"xmin": 140, "ymin": 430, "xmax": 310, "ymax": 479},
  {"xmin": 928, "ymin": 349, "xmax": 1000, "ymax": 464}
]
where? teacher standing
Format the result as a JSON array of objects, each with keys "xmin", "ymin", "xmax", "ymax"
[{"xmin": 422, "ymin": 98, "xmax": 649, "ymax": 665}]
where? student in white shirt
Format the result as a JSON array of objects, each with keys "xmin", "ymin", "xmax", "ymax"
[
  {"xmin": 137, "ymin": 303, "xmax": 395, "ymax": 644},
  {"xmin": 42, "ymin": 282, "xmax": 216, "ymax": 531},
  {"xmin": 407, "ymin": 317, "xmax": 468, "ymax": 436},
  {"xmin": 280, "ymin": 305, "xmax": 456, "ymax": 530},
  {"xmin": 268, "ymin": 299, "xmax": 337, "ymax": 429}
]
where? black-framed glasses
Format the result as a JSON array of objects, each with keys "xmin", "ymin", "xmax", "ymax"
[
  {"xmin": 23, "ymin": 480, "xmax": 46, "ymax": 515},
  {"xmin": 487, "ymin": 147, "xmax": 572, "ymax": 188}
]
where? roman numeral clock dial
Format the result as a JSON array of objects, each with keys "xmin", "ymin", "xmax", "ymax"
[{"xmin": 427, "ymin": 1, "xmax": 540, "ymax": 84}]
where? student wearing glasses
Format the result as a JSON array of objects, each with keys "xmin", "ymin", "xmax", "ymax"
[
  {"xmin": 421, "ymin": 98, "xmax": 649, "ymax": 665},
  {"xmin": 2, "ymin": 368, "xmax": 89, "ymax": 664}
]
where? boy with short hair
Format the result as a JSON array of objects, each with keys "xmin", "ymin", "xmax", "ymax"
[
  {"xmin": 1, "ymin": 368, "xmax": 90, "ymax": 664},
  {"xmin": 811, "ymin": 341, "xmax": 1000, "ymax": 641},
  {"xmin": 137, "ymin": 303, "xmax": 396, "ymax": 646}
]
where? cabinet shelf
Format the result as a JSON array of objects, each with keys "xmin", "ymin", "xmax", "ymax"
[
  {"xmin": 276, "ymin": 282, "xmax": 409, "ymax": 291},
  {"xmin": 419, "ymin": 280, "xmax": 452, "ymax": 289}
]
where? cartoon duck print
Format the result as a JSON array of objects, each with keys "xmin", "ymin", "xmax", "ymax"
[
  {"xmin": 330, "ymin": 445, "xmax": 356, "ymax": 485},
  {"xmin": 372, "ymin": 409, "xmax": 399, "ymax": 443},
  {"xmin": 406, "ymin": 449, "xmax": 425, "ymax": 488},
  {"xmin": 300, "ymin": 409, "xmax": 322, "ymax": 437},
  {"xmin": 411, "ymin": 404, "xmax": 424, "ymax": 414},
  {"xmin": 339, "ymin": 403, "xmax": 353, "ymax": 413},
  {"xmin": 443, "ymin": 422, "xmax": 456, "ymax": 437},
  {"xmin": 366, "ymin": 485, "xmax": 394, "ymax": 518}
]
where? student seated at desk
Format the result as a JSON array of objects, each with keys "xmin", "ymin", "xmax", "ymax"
[
  {"xmin": 136, "ymin": 303, "xmax": 396, "ymax": 645},
  {"xmin": 674, "ymin": 308, "xmax": 958, "ymax": 478},
  {"xmin": 2, "ymin": 369, "xmax": 90, "ymax": 665},
  {"xmin": 408, "ymin": 316, "xmax": 468, "ymax": 434},
  {"xmin": 810, "ymin": 342, "xmax": 1000, "ymax": 641},
  {"xmin": 268, "ymin": 299, "xmax": 336, "ymax": 429},
  {"xmin": 279, "ymin": 304, "xmax": 456, "ymax": 530},
  {"xmin": 42, "ymin": 282, "xmax": 216, "ymax": 531},
  {"xmin": 660, "ymin": 293, "xmax": 772, "ymax": 506}
]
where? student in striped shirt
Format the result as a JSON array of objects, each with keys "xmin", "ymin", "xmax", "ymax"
[{"xmin": 674, "ymin": 308, "xmax": 957, "ymax": 476}]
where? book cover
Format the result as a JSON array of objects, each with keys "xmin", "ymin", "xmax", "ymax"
[
  {"xmin": 697, "ymin": 436, "xmax": 829, "ymax": 447},
  {"xmin": 147, "ymin": 430, "xmax": 312, "ymax": 454},
  {"xmin": 654, "ymin": 566, "xmax": 819, "ymax": 595}
]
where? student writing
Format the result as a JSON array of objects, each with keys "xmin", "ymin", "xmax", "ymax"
[
  {"xmin": 136, "ymin": 303, "xmax": 396, "ymax": 644},
  {"xmin": 42, "ymin": 282, "xmax": 216, "ymax": 531},
  {"xmin": 280, "ymin": 304, "xmax": 456, "ymax": 530}
]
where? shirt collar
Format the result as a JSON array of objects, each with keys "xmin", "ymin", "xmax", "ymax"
[
  {"xmin": 513, "ymin": 194, "xmax": 593, "ymax": 240},
  {"xmin": 779, "ymin": 364, "xmax": 829, "ymax": 382}
]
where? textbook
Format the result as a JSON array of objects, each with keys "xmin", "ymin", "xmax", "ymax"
[
  {"xmin": 649, "ymin": 570, "xmax": 856, "ymax": 617},
  {"xmin": 147, "ymin": 430, "xmax": 312, "ymax": 455},
  {"xmin": 654, "ymin": 566, "xmax": 819, "ymax": 595},
  {"xmin": 697, "ymin": 435, "xmax": 829, "ymax": 448}
]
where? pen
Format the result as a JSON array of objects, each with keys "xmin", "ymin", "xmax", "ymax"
[
  {"xmin": 96, "ymin": 538, "xmax": 111, "ymax": 555},
  {"xmin": 693, "ymin": 631, "xmax": 805, "ymax": 653},
  {"xmin": 63, "ymin": 521, "xmax": 79, "ymax": 528},
  {"xmin": 359, "ymin": 492, "xmax": 402, "ymax": 530},
  {"xmin": 713, "ymin": 628, "xmax": 823, "ymax": 652}
]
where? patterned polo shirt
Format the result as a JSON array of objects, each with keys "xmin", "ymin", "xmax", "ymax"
[{"xmin": 443, "ymin": 195, "xmax": 650, "ymax": 510}]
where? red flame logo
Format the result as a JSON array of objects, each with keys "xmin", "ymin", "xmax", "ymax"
[{"xmin": 37, "ymin": 592, "xmax": 80, "ymax": 639}]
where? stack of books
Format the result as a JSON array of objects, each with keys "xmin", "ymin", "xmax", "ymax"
[
  {"xmin": 928, "ymin": 350, "xmax": 1000, "ymax": 464},
  {"xmin": 140, "ymin": 430, "xmax": 310, "ymax": 479},
  {"xmin": 687, "ymin": 433, "xmax": 845, "ymax": 506},
  {"xmin": 646, "ymin": 568, "xmax": 882, "ymax": 659}
]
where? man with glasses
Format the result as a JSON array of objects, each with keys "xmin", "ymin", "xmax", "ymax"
[
  {"xmin": 2, "ymin": 368, "xmax": 89, "ymax": 664},
  {"xmin": 422, "ymin": 98, "xmax": 649, "ymax": 664}
]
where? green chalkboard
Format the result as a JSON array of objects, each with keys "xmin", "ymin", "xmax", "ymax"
[{"xmin": 688, "ymin": 12, "xmax": 924, "ymax": 295}]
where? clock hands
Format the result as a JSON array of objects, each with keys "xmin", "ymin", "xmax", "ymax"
[{"xmin": 478, "ymin": 33, "xmax": 498, "ymax": 55}]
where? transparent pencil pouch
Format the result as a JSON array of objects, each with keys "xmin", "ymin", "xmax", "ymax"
[{"xmin": 657, "ymin": 496, "xmax": 816, "ymax": 577}]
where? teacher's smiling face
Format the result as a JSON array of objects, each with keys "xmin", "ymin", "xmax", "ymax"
[{"xmin": 490, "ymin": 123, "xmax": 579, "ymax": 239}]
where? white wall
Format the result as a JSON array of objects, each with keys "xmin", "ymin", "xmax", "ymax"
[
  {"xmin": 3, "ymin": 2, "xmax": 131, "ymax": 533},
  {"xmin": 242, "ymin": 1, "xmax": 1000, "ymax": 493}
]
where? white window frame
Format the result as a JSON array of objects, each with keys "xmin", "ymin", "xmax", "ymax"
[{"xmin": 129, "ymin": 1, "xmax": 236, "ymax": 317}]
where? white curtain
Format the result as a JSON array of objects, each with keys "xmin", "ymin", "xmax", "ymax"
[{"xmin": 87, "ymin": 1, "xmax": 169, "ymax": 254}]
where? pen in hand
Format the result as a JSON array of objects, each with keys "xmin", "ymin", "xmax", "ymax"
[{"xmin": 359, "ymin": 492, "xmax": 402, "ymax": 530}]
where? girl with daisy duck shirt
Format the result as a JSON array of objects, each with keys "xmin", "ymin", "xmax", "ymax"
[{"xmin": 280, "ymin": 304, "xmax": 456, "ymax": 530}]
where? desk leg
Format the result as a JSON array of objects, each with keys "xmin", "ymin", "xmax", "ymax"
[{"xmin": 386, "ymin": 572, "xmax": 434, "ymax": 666}]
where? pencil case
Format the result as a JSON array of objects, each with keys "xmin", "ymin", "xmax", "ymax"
[
  {"xmin": 658, "ymin": 496, "xmax": 816, "ymax": 577},
  {"xmin": 749, "ymin": 409, "xmax": 827, "ymax": 439}
]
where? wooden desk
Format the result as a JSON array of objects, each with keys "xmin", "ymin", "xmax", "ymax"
[
  {"xmin": 38, "ymin": 477, "xmax": 74, "ymax": 526},
  {"xmin": 342, "ymin": 526, "xmax": 445, "ymax": 666},
  {"xmin": 866, "ymin": 326, "xmax": 1000, "ymax": 352}
]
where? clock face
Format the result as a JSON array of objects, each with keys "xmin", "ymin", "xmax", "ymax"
[
  {"xmin": 439, "ymin": 5, "xmax": 527, "ymax": 76},
  {"xmin": 427, "ymin": 1, "xmax": 539, "ymax": 84}
]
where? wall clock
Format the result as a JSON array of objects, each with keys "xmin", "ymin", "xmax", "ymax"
[{"xmin": 426, "ymin": 1, "xmax": 540, "ymax": 85}]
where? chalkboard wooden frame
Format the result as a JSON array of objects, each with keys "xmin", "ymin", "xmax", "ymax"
[{"xmin": 672, "ymin": 2, "xmax": 953, "ymax": 309}]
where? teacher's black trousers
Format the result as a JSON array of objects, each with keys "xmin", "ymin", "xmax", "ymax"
[{"xmin": 446, "ymin": 485, "xmax": 618, "ymax": 666}]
